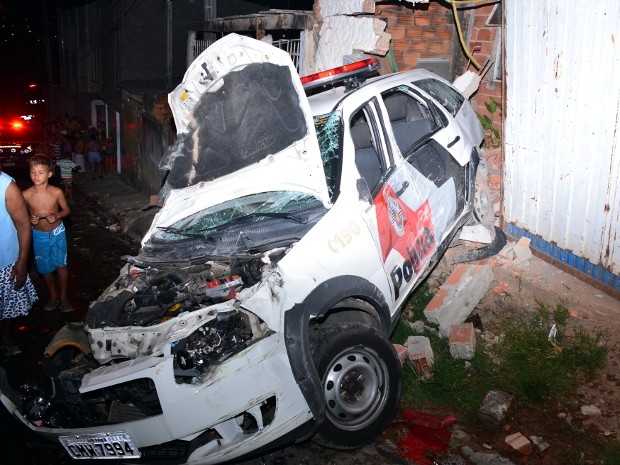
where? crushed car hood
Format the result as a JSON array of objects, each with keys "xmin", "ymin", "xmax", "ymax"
[{"xmin": 158, "ymin": 33, "xmax": 330, "ymax": 214}]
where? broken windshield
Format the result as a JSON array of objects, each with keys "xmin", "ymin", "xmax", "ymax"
[{"xmin": 154, "ymin": 191, "xmax": 322, "ymax": 240}]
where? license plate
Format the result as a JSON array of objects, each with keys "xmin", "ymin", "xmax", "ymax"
[{"xmin": 59, "ymin": 432, "xmax": 141, "ymax": 459}]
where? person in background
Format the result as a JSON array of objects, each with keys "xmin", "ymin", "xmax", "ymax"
[
  {"xmin": 0, "ymin": 168, "xmax": 38, "ymax": 357},
  {"xmin": 72, "ymin": 132, "xmax": 86, "ymax": 184},
  {"xmin": 86, "ymin": 134, "xmax": 103, "ymax": 180},
  {"xmin": 56, "ymin": 152, "xmax": 80, "ymax": 202},
  {"xmin": 22, "ymin": 155, "xmax": 73, "ymax": 313},
  {"xmin": 102, "ymin": 135, "xmax": 116, "ymax": 176}
]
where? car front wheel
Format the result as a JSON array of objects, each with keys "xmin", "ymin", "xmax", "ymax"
[{"xmin": 310, "ymin": 322, "xmax": 402, "ymax": 449}]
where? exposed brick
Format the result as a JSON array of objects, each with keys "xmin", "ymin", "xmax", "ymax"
[
  {"xmin": 475, "ymin": 28, "xmax": 495, "ymax": 41},
  {"xmin": 401, "ymin": 52, "xmax": 420, "ymax": 70},
  {"xmin": 414, "ymin": 16, "xmax": 430, "ymax": 27},
  {"xmin": 449, "ymin": 323, "xmax": 476, "ymax": 360},
  {"xmin": 449, "ymin": 323, "xmax": 475, "ymax": 344},
  {"xmin": 411, "ymin": 41, "xmax": 428, "ymax": 52},
  {"xmin": 404, "ymin": 27, "xmax": 422, "ymax": 40},
  {"xmin": 444, "ymin": 263, "xmax": 469, "ymax": 286},
  {"xmin": 389, "ymin": 26, "xmax": 406, "ymax": 40},
  {"xmin": 405, "ymin": 336, "xmax": 434, "ymax": 373},
  {"xmin": 436, "ymin": 29, "xmax": 453, "ymax": 42},
  {"xmin": 393, "ymin": 344, "xmax": 408, "ymax": 365},
  {"xmin": 428, "ymin": 41, "xmax": 449, "ymax": 54},
  {"xmin": 505, "ymin": 432, "xmax": 533, "ymax": 455},
  {"xmin": 423, "ymin": 288, "xmax": 449, "ymax": 312},
  {"xmin": 424, "ymin": 264, "xmax": 494, "ymax": 336},
  {"xmin": 392, "ymin": 38, "xmax": 411, "ymax": 51},
  {"xmin": 397, "ymin": 14, "xmax": 415, "ymax": 27}
]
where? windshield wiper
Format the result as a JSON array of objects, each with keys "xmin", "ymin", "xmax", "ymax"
[
  {"xmin": 156, "ymin": 226, "xmax": 207, "ymax": 238},
  {"xmin": 250, "ymin": 211, "xmax": 308, "ymax": 224}
]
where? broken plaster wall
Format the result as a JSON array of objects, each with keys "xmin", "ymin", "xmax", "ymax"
[{"xmin": 308, "ymin": 0, "xmax": 390, "ymax": 73}]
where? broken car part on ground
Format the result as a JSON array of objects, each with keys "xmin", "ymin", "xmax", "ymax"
[{"xmin": 0, "ymin": 34, "xmax": 494, "ymax": 464}]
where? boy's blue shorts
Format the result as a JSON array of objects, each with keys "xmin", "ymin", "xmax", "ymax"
[{"xmin": 33, "ymin": 222, "xmax": 68, "ymax": 274}]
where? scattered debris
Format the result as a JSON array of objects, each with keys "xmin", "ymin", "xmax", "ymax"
[
  {"xmin": 424, "ymin": 263, "xmax": 494, "ymax": 336},
  {"xmin": 513, "ymin": 237, "xmax": 533, "ymax": 265},
  {"xmin": 452, "ymin": 70, "xmax": 482, "ymax": 99},
  {"xmin": 460, "ymin": 445, "xmax": 517, "ymax": 465},
  {"xmin": 504, "ymin": 432, "xmax": 533, "ymax": 455},
  {"xmin": 449, "ymin": 323, "xmax": 477, "ymax": 360},
  {"xmin": 449, "ymin": 429, "xmax": 472, "ymax": 449},
  {"xmin": 106, "ymin": 223, "xmax": 121, "ymax": 233},
  {"xmin": 529, "ymin": 435, "xmax": 550, "ymax": 453},
  {"xmin": 580, "ymin": 404, "xmax": 602, "ymax": 416},
  {"xmin": 493, "ymin": 281, "xmax": 510, "ymax": 297},
  {"xmin": 408, "ymin": 320, "xmax": 426, "ymax": 333},
  {"xmin": 477, "ymin": 390, "xmax": 514, "ymax": 426},
  {"xmin": 404, "ymin": 336, "xmax": 434, "ymax": 375},
  {"xmin": 394, "ymin": 344, "xmax": 408, "ymax": 365},
  {"xmin": 459, "ymin": 223, "xmax": 494, "ymax": 244}
]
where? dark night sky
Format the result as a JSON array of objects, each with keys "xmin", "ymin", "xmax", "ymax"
[
  {"xmin": 0, "ymin": 0, "xmax": 314, "ymax": 113},
  {"xmin": 0, "ymin": 0, "xmax": 53, "ymax": 110}
]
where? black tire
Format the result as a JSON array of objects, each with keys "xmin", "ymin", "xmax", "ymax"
[{"xmin": 310, "ymin": 322, "xmax": 402, "ymax": 449}]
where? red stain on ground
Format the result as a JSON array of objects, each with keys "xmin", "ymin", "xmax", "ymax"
[{"xmin": 396, "ymin": 410, "xmax": 457, "ymax": 464}]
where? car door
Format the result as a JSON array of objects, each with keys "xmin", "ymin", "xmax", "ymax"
[
  {"xmin": 337, "ymin": 91, "xmax": 442, "ymax": 309},
  {"xmin": 367, "ymin": 87, "xmax": 464, "ymax": 307}
]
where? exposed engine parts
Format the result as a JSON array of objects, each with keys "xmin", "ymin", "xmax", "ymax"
[
  {"xmin": 85, "ymin": 262, "xmax": 254, "ymax": 329},
  {"xmin": 173, "ymin": 310, "xmax": 253, "ymax": 383}
]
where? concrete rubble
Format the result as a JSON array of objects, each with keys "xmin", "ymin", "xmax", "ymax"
[
  {"xmin": 504, "ymin": 432, "xmax": 532, "ymax": 455},
  {"xmin": 494, "ymin": 237, "xmax": 533, "ymax": 267},
  {"xmin": 404, "ymin": 335, "xmax": 434, "ymax": 375},
  {"xmin": 580, "ymin": 404, "xmax": 602, "ymax": 416},
  {"xmin": 424, "ymin": 263, "xmax": 494, "ymax": 336},
  {"xmin": 477, "ymin": 390, "xmax": 514, "ymax": 426},
  {"xmin": 529, "ymin": 435, "xmax": 550, "ymax": 453},
  {"xmin": 460, "ymin": 446, "xmax": 517, "ymax": 465},
  {"xmin": 449, "ymin": 323, "xmax": 477, "ymax": 360}
]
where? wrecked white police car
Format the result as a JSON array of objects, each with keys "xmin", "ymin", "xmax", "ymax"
[{"xmin": 0, "ymin": 34, "xmax": 492, "ymax": 463}]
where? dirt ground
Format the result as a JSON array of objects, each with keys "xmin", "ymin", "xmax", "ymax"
[{"xmin": 416, "ymin": 238, "xmax": 620, "ymax": 464}]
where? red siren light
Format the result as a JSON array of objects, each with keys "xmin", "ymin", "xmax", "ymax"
[{"xmin": 300, "ymin": 58, "xmax": 381, "ymax": 91}]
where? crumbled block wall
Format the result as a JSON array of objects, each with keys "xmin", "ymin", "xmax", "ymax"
[{"xmin": 374, "ymin": 2, "xmax": 453, "ymax": 72}]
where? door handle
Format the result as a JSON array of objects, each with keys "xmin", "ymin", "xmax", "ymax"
[
  {"xmin": 396, "ymin": 181, "xmax": 409, "ymax": 196},
  {"xmin": 447, "ymin": 135, "xmax": 461, "ymax": 148}
]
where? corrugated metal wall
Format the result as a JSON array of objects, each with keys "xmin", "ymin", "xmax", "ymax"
[{"xmin": 504, "ymin": 0, "xmax": 620, "ymax": 291}]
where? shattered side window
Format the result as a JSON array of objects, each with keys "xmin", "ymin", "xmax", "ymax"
[
  {"xmin": 413, "ymin": 78, "xmax": 464, "ymax": 117},
  {"xmin": 313, "ymin": 112, "xmax": 343, "ymax": 201},
  {"xmin": 160, "ymin": 62, "xmax": 308, "ymax": 191}
]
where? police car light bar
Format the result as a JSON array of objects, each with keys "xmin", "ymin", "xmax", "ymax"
[{"xmin": 300, "ymin": 58, "xmax": 380, "ymax": 91}]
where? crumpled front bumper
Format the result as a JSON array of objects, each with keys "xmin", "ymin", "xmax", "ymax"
[{"xmin": 0, "ymin": 333, "xmax": 314, "ymax": 464}]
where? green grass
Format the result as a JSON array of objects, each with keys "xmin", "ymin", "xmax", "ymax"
[
  {"xmin": 393, "ymin": 289, "xmax": 610, "ymax": 417},
  {"xmin": 392, "ymin": 283, "xmax": 493, "ymax": 418},
  {"xmin": 492, "ymin": 300, "xmax": 609, "ymax": 403}
]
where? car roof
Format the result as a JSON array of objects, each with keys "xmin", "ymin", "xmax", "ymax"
[{"xmin": 307, "ymin": 68, "xmax": 444, "ymax": 116}]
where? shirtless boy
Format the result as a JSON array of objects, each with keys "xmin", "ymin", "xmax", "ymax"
[{"xmin": 22, "ymin": 155, "xmax": 73, "ymax": 312}]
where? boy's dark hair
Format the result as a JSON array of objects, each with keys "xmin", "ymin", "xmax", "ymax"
[{"xmin": 29, "ymin": 154, "xmax": 53, "ymax": 170}]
